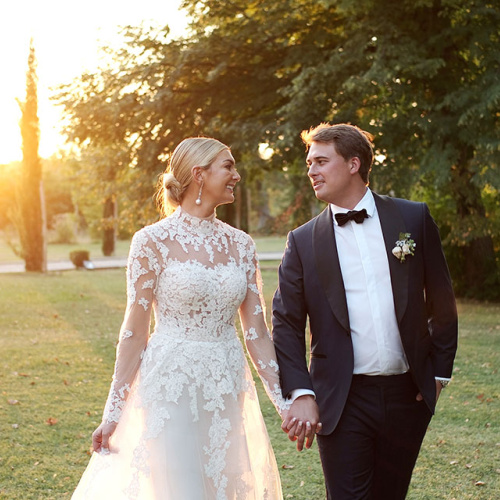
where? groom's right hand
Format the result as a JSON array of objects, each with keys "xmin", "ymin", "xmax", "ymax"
[{"xmin": 281, "ymin": 395, "xmax": 321, "ymax": 451}]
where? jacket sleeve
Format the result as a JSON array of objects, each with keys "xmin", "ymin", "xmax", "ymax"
[
  {"xmin": 422, "ymin": 203, "xmax": 458, "ymax": 379},
  {"xmin": 271, "ymin": 231, "xmax": 314, "ymax": 398}
]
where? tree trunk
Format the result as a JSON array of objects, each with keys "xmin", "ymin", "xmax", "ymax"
[
  {"xmin": 102, "ymin": 195, "xmax": 116, "ymax": 256},
  {"xmin": 21, "ymin": 178, "xmax": 46, "ymax": 272}
]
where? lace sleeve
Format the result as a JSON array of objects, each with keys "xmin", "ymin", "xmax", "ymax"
[
  {"xmin": 102, "ymin": 229, "xmax": 160, "ymax": 424},
  {"xmin": 238, "ymin": 238, "xmax": 290, "ymax": 416}
]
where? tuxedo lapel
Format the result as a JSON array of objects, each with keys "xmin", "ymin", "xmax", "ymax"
[
  {"xmin": 313, "ymin": 207, "xmax": 350, "ymax": 334},
  {"xmin": 374, "ymin": 193, "xmax": 409, "ymax": 324}
]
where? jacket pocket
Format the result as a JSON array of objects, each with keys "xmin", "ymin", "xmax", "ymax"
[{"xmin": 310, "ymin": 352, "xmax": 327, "ymax": 359}]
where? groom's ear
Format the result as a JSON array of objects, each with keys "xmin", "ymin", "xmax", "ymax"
[{"xmin": 349, "ymin": 157, "xmax": 361, "ymax": 175}]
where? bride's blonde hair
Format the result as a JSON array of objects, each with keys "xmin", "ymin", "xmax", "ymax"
[{"xmin": 156, "ymin": 137, "xmax": 229, "ymax": 217}]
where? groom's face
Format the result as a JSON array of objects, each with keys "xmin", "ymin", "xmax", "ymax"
[{"xmin": 306, "ymin": 142, "xmax": 355, "ymax": 205}]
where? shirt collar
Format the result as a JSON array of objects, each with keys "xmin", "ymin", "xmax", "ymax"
[{"xmin": 330, "ymin": 189, "xmax": 376, "ymax": 226}]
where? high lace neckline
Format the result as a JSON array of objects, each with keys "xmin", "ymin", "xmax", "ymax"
[{"xmin": 175, "ymin": 206, "xmax": 217, "ymax": 235}]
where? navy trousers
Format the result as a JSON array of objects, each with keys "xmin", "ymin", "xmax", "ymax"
[{"xmin": 317, "ymin": 373, "xmax": 432, "ymax": 500}]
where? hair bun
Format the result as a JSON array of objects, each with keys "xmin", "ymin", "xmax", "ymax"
[{"xmin": 163, "ymin": 172, "xmax": 182, "ymax": 206}]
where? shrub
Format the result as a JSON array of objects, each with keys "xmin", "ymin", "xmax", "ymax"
[{"xmin": 69, "ymin": 250, "xmax": 90, "ymax": 268}]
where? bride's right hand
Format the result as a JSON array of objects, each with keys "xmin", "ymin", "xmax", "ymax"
[{"xmin": 92, "ymin": 421, "xmax": 118, "ymax": 454}]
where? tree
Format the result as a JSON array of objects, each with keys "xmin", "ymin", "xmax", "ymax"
[
  {"xmin": 272, "ymin": 0, "xmax": 500, "ymax": 298},
  {"xmin": 57, "ymin": 0, "xmax": 500, "ymax": 298},
  {"xmin": 56, "ymin": 0, "xmax": 331, "ymax": 231},
  {"xmin": 18, "ymin": 39, "xmax": 46, "ymax": 272}
]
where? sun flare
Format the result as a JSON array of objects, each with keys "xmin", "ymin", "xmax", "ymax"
[{"xmin": 0, "ymin": 0, "xmax": 188, "ymax": 165}]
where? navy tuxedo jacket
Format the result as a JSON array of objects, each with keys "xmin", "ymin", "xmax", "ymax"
[{"xmin": 272, "ymin": 192, "xmax": 458, "ymax": 435}]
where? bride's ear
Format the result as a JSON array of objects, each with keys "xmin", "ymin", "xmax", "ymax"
[{"xmin": 192, "ymin": 166, "xmax": 204, "ymax": 184}]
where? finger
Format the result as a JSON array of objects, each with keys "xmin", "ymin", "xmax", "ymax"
[
  {"xmin": 287, "ymin": 422, "xmax": 299, "ymax": 436},
  {"xmin": 288, "ymin": 420, "xmax": 302, "ymax": 442},
  {"xmin": 416, "ymin": 392, "xmax": 423, "ymax": 401},
  {"xmin": 296, "ymin": 430, "xmax": 306, "ymax": 452},
  {"xmin": 316, "ymin": 422, "xmax": 323, "ymax": 433},
  {"xmin": 92, "ymin": 430, "xmax": 102, "ymax": 453},
  {"xmin": 101, "ymin": 432, "xmax": 110, "ymax": 451},
  {"xmin": 303, "ymin": 421, "xmax": 316, "ymax": 449},
  {"xmin": 305, "ymin": 433, "xmax": 316, "ymax": 449},
  {"xmin": 282, "ymin": 417, "xmax": 297, "ymax": 433},
  {"xmin": 294, "ymin": 422, "xmax": 306, "ymax": 451}
]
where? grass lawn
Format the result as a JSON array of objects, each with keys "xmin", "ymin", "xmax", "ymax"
[
  {"xmin": 0, "ymin": 236, "xmax": 286, "ymax": 264},
  {"xmin": 0, "ymin": 268, "xmax": 498, "ymax": 499},
  {"xmin": 0, "ymin": 239, "xmax": 132, "ymax": 264}
]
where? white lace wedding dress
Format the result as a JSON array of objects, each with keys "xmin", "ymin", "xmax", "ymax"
[{"xmin": 72, "ymin": 207, "xmax": 288, "ymax": 500}]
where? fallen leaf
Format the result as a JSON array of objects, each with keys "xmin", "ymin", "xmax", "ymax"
[
  {"xmin": 11, "ymin": 424, "xmax": 19, "ymax": 429},
  {"xmin": 7, "ymin": 399, "xmax": 19, "ymax": 405},
  {"xmin": 46, "ymin": 417, "xmax": 58, "ymax": 426},
  {"xmin": 475, "ymin": 481, "xmax": 485, "ymax": 486},
  {"xmin": 282, "ymin": 464, "xmax": 295, "ymax": 469},
  {"xmin": 465, "ymin": 464, "xmax": 472, "ymax": 469},
  {"xmin": 450, "ymin": 460, "xmax": 459, "ymax": 465}
]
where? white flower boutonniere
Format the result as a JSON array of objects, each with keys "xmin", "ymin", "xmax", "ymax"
[{"xmin": 392, "ymin": 232, "xmax": 416, "ymax": 263}]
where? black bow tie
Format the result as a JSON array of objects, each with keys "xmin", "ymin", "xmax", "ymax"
[{"xmin": 335, "ymin": 209, "xmax": 368, "ymax": 226}]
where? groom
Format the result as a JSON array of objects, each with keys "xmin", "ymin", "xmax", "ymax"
[{"xmin": 272, "ymin": 123, "xmax": 458, "ymax": 499}]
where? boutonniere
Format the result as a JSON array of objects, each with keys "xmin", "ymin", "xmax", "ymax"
[{"xmin": 392, "ymin": 232, "xmax": 416, "ymax": 263}]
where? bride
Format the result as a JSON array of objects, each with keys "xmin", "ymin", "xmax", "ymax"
[{"xmin": 72, "ymin": 137, "xmax": 290, "ymax": 499}]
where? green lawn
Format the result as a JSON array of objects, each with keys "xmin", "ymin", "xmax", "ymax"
[
  {"xmin": 0, "ymin": 238, "xmax": 132, "ymax": 263},
  {"xmin": 0, "ymin": 236, "xmax": 286, "ymax": 263},
  {"xmin": 0, "ymin": 269, "xmax": 498, "ymax": 499}
]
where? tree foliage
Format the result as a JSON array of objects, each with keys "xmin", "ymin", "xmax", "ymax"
[{"xmin": 57, "ymin": 0, "xmax": 500, "ymax": 298}]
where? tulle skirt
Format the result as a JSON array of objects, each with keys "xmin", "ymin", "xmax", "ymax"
[{"xmin": 72, "ymin": 335, "xmax": 283, "ymax": 499}]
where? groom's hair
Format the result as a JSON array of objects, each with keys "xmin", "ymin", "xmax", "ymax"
[{"xmin": 301, "ymin": 123, "xmax": 374, "ymax": 185}]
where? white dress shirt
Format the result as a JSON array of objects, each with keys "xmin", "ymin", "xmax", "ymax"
[
  {"xmin": 330, "ymin": 189, "xmax": 409, "ymax": 375},
  {"xmin": 290, "ymin": 189, "xmax": 410, "ymax": 402}
]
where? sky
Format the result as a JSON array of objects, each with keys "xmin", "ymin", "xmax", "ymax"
[{"xmin": 0, "ymin": 0, "xmax": 188, "ymax": 164}]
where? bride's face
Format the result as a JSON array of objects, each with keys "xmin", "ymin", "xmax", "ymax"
[{"xmin": 202, "ymin": 150, "xmax": 240, "ymax": 206}]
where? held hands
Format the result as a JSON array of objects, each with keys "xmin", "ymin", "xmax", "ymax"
[
  {"xmin": 281, "ymin": 395, "xmax": 322, "ymax": 451},
  {"xmin": 92, "ymin": 421, "xmax": 118, "ymax": 455}
]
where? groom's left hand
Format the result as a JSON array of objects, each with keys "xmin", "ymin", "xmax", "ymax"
[{"xmin": 416, "ymin": 380, "xmax": 443, "ymax": 404}]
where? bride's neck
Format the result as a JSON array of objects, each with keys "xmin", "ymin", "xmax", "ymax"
[{"xmin": 179, "ymin": 202, "xmax": 216, "ymax": 220}]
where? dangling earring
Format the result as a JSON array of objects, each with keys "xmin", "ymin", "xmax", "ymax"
[{"xmin": 195, "ymin": 182, "xmax": 203, "ymax": 206}]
